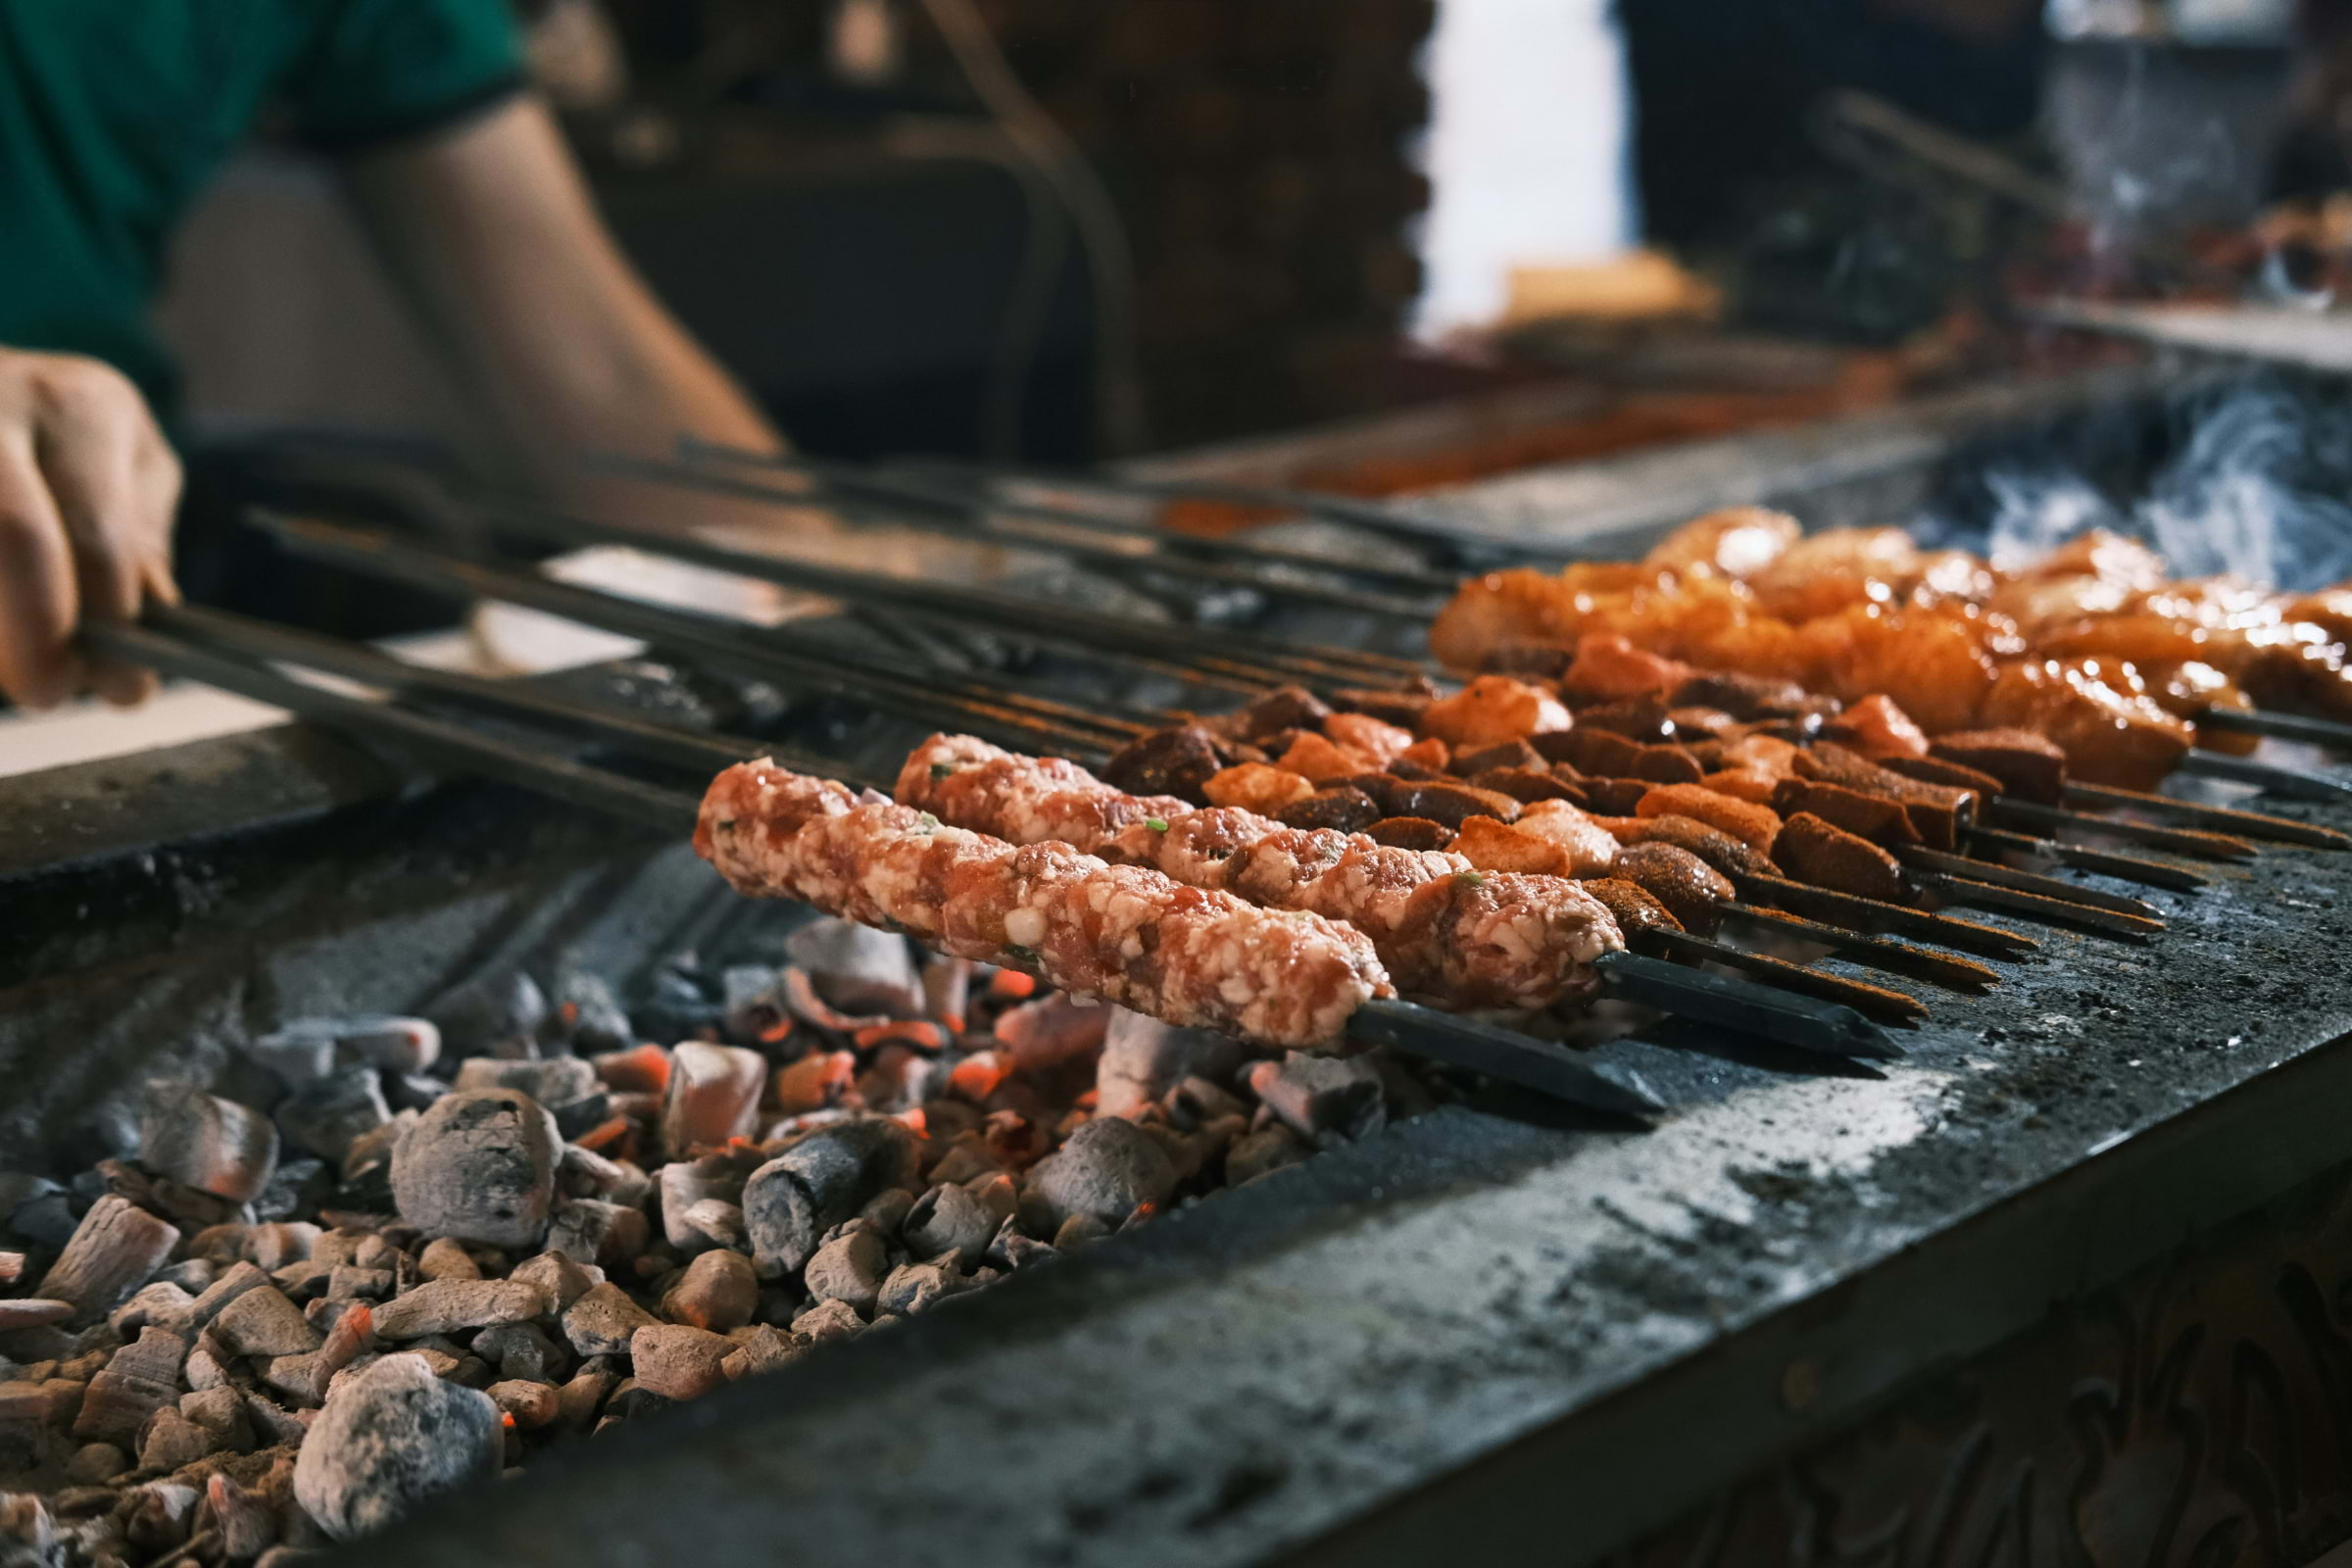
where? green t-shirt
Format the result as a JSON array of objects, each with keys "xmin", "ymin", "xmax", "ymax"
[{"xmin": 0, "ymin": 0, "xmax": 525, "ymax": 413}]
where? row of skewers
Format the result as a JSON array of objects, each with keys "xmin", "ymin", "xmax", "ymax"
[{"xmin": 73, "ymin": 474, "xmax": 2352, "ymax": 1126}]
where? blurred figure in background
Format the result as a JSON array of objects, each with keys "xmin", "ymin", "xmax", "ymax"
[{"xmin": 0, "ymin": 0, "xmax": 783, "ymax": 710}]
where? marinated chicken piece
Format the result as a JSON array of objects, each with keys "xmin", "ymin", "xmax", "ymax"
[
  {"xmin": 1201, "ymin": 762, "xmax": 1315, "ymax": 813},
  {"xmin": 2142, "ymin": 661, "xmax": 2259, "ymax": 756},
  {"xmin": 1746, "ymin": 527, "xmax": 1923, "ymax": 621},
  {"xmin": 1822, "ymin": 693, "xmax": 1931, "ymax": 759},
  {"xmin": 1929, "ymin": 729, "xmax": 2067, "ymax": 804},
  {"xmin": 2000, "ymin": 527, "xmax": 2169, "ymax": 589},
  {"xmin": 1982, "ymin": 573, "xmax": 2137, "ymax": 638},
  {"xmin": 1881, "ymin": 755, "xmax": 2006, "ymax": 798},
  {"xmin": 1772, "ymin": 812, "xmax": 1907, "ymax": 904},
  {"xmin": 1578, "ymin": 877, "xmax": 1685, "ymax": 936},
  {"xmin": 1274, "ymin": 731, "xmax": 1377, "ymax": 783},
  {"xmin": 1699, "ymin": 768, "xmax": 1782, "ymax": 805},
  {"xmin": 1642, "ymin": 506, "xmax": 1802, "ymax": 579},
  {"xmin": 1429, "ymin": 568, "xmax": 1593, "ymax": 672},
  {"xmin": 1974, "ymin": 659, "xmax": 2192, "ymax": 789},
  {"xmin": 1511, "ymin": 798, "xmax": 1624, "ymax": 876},
  {"xmin": 1397, "ymin": 736, "xmax": 1452, "ymax": 772},
  {"xmin": 1420, "ymin": 675, "xmax": 1573, "ymax": 748},
  {"xmin": 1451, "ymin": 814, "xmax": 1575, "ymax": 877},
  {"xmin": 1557, "ymin": 632, "xmax": 1694, "ymax": 704},
  {"xmin": 1575, "ymin": 695, "xmax": 1678, "ymax": 741},
  {"xmin": 1606, "ymin": 843, "xmax": 1734, "ymax": 933},
  {"xmin": 1330, "ymin": 687, "xmax": 1433, "ymax": 728},
  {"xmin": 1385, "ymin": 779, "xmax": 1525, "ymax": 829},
  {"xmin": 1791, "ymin": 607, "xmax": 2002, "ymax": 733},
  {"xmin": 1324, "ymin": 710, "xmax": 1416, "ymax": 765},
  {"xmin": 2285, "ymin": 586, "xmax": 2352, "ymax": 649},
  {"xmin": 1633, "ymin": 784, "xmax": 1783, "ymax": 855},
  {"xmin": 2237, "ymin": 639, "xmax": 2352, "ymax": 720}
]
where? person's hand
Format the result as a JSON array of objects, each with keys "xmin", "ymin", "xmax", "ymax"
[{"xmin": 0, "ymin": 347, "xmax": 181, "ymax": 709}]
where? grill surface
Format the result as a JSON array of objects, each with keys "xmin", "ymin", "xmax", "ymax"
[{"xmin": 5, "ymin": 366, "xmax": 2351, "ymax": 1566}]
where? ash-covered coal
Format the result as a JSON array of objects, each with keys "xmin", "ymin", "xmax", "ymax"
[{"xmin": 0, "ymin": 918, "xmax": 1440, "ymax": 1565}]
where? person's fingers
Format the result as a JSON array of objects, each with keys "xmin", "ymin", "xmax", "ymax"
[
  {"xmin": 0, "ymin": 426, "xmax": 79, "ymax": 709},
  {"xmin": 33, "ymin": 356, "xmax": 165, "ymax": 628}
]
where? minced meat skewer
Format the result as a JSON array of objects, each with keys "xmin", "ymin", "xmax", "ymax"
[
  {"xmin": 895, "ymin": 735, "xmax": 1626, "ymax": 1012},
  {"xmin": 697, "ymin": 760, "xmax": 1393, "ymax": 1049}
]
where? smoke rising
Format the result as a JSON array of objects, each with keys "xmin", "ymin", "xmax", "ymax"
[{"xmin": 1940, "ymin": 375, "xmax": 2352, "ymax": 593}]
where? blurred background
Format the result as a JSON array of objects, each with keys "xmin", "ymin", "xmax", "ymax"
[{"xmin": 154, "ymin": 0, "xmax": 2343, "ymax": 480}]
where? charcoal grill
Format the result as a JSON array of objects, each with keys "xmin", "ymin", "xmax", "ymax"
[{"xmin": 8, "ymin": 363, "xmax": 2352, "ymax": 1568}]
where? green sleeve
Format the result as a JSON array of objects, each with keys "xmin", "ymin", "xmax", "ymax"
[{"xmin": 283, "ymin": 0, "xmax": 528, "ymax": 155}]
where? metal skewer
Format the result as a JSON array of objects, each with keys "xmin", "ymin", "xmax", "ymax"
[
  {"xmin": 1738, "ymin": 874, "xmax": 2038, "ymax": 957},
  {"xmin": 2060, "ymin": 781, "xmax": 2352, "ymax": 850},
  {"xmin": 2196, "ymin": 706, "xmax": 2352, "ymax": 753},
  {"xmin": 2177, "ymin": 752, "xmax": 2352, "ymax": 803},
  {"xmin": 1961, "ymin": 825, "xmax": 2212, "ymax": 892},
  {"xmin": 1720, "ymin": 904, "xmax": 2002, "ymax": 994},
  {"xmin": 1633, "ymin": 928, "xmax": 1928, "ymax": 1025},
  {"xmin": 1894, "ymin": 847, "xmax": 2165, "ymax": 920},
  {"xmin": 1986, "ymin": 799, "xmax": 2258, "ymax": 860}
]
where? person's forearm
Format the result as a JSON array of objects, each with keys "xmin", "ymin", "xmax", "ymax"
[{"xmin": 343, "ymin": 97, "xmax": 797, "ymax": 533}]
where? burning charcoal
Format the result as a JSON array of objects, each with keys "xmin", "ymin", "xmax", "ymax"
[
  {"xmin": 719, "ymin": 1324, "xmax": 804, "ymax": 1382},
  {"xmin": 790, "ymin": 1298, "xmax": 863, "ymax": 1342},
  {"xmin": 557, "ymin": 1145, "xmax": 649, "ymax": 1205},
  {"xmin": 511, "ymin": 1252, "xmax": 601, "ymax": 1315},
  {"xmin": 678, "ymin": 1200, "xmax": 747, "ymax": 1252},
  {"xmin": 662, "ymin": 1043, "xmax": 767, "ymax": 1154},
  {"xmin": 1224, "ymin": 1126, "xmax": 1311, "ymax": 1184},
  {"xmin": 274, "ymin": 1068, "xmax": 391, "ymax": 1168},
  {"xmin": 550, "ymin": 968, "xmax": 635, "ymax": 1054},
  {"xmin": 802, "ymin": 1230, "xmax": 886, "ymax": 1314},
  {"xmin": 993, "ymin": 995, "xmax": 1111, "ymax": 1076},
  {"xmin": 139, "ymin": 1407, "xmax": 221, "ymax": 1471},
  {"xmin": 390, "ymin": 1089, "xmax": 561, "ymax": 1250},
  {"xmin": 254, "ymin": 1157, "xmax": 331, "ymax": 1223},
  {"xmin": 1021, "ymin": 1118, "xmax": 1177, "ymax": 1233},
  {"xmin": 986, "ymin": 1217, "xmax": 1056, "ymax": 1273},
  {"xmin": 592, "ymin": 1044, "xmax": 672, "ymax": 1097},
  {"xmin": 742, "ymin": 1120, "xmax": 920, "ymax": 1279},
  {"xmin": 64, "ymin": 1442, "xmax": 127, "ymax": 1485},
  {"xmin": 213, "ymin": 1286, "xmax": 322, "ymax": 1359},
  {"xmin": 0, "ymin": 1496, "xmax": 52, "ymax": 1564},
  {"xmin": 544, "ymin": 1200, "xmax": 649, "ymax": 1271},
  {"xmin": 718, "ymin": 964, "xmax": 793, "ymax": 1045},
  {"xmin": 208, "ymin": 1471, "xmax": 278, "ymax": 1560},
  {"xmin": 70, "ymin": 1327, "xmax": 186, "ymax": 1444},
  {"xmin": 560, "ymin": 1283, "xmax": 657, "ymax": 1357},
  {"xmin": 661, "ymin": 1250, "xmax": 756, "ymax": 1333},
  {"xmin": 922, "ymin": 956, "xmax": 974, "ymax": 1033},
  {"xmin": 177, "ymin": 1385, "xmax": 255, "ymax": 1450},
  {"xmin": 415, "ymin": 1238, "xmax": 481, "ymax": 1282},
  {"xmin": 602, "ymin": 1377, "xmax": 670, "ymax": 1422},
  {"xmin": 658, "ymin": 1157, "xmax": 748, "ymax": 1253},
  {"xmin": 1170, "ymin": 1076, "xmax": 1247, "ymax": 1124},
  {"xmin": 1248, "ymin": 1054, "xmax": 1386, "ymax": 1141},
  {"xmin": 473, "ymin": 1322, "xmax": 564, "ymax": 1385},
  {"xmin": 785, "ymin": 919, "xmax": 925, "ymax": 1018},
  {"xmin": 186, "ymin": 1261, "xmax": 270, "ymax": 1333},
  {"xmin": 109, "ymin": 1282, "xmax": 195, "ymax": 1339},
  {"xmin": 424, "ymin": 971, "xmax": 548, "ymax": 1057},
  {"xmin": 327, "ymin": 1267, "xmax": 393, "ymax": 1302},
  {"xmin": 139, "ymin": 1083, "xmax": 279, "ymax": 1203},
  {"xmin": 0, "ymin": 1300, "xmax": 70, "ymax": 1334},
  {"xmin": 552, "ymin": 1094, "xmax": 615, "ymax": 1143},
  {"xmin": 860, "ymin": 1187, "xmax": 916, "ymax": 1234},
  {"xmin": 245, "ymin": 1221, "xmax": 320, "ymax": 1271},
  {"xmin": 876, "ymin": 1255, "xmax": 967, "ymax": 1316},
  {"xmin": 36, "ymin": 1197, "xmax": 178, "ymax": 1327},
  {"xmin": 487, "ymin": 1379, "xmax": 559, "ymax": 1430},
  {"xmin": 8, "ymin": 1186, "xmax": 77, "ymax": 1250},
  {"xmin": 122, "ymin": 1482, "xmax": 199, "ymax": 1553},
  {"xmin": 1095, "ymin": 1008, "xmax": 1249, "ymax": 1120},
  {"xmin": 293, "ymin": 1352, "xmax": 502, "ymax": 1541},
  {"xmin": 338, "ymin": 1111, "xmax": 412, "ymax": 1189},
  {"xmin": 1051, "ymin": 1214, "xmax": 1109, "ymax": 1250},
  {"xmin": 627, "ymin": 1324, "xmax": 733, "ymax": 1401},
  {"xmin": 902, "ymin": 1185, "xmax": 996, "ymax": 1270},
  {"xmin": 771, "ymin": 1052, "xmax": 856, "ymax": 1118},
  {"xmin": 454, "ymin": 1057, "xmax": 600, "ymax": 1109},
  {"xmin": 370, "ymin": 1280, "xmax": 545, "ymax": 1341}
]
